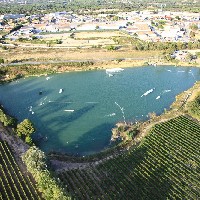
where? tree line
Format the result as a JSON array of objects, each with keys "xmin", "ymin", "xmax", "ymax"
[
  {"xmin": 0, "ymin": 0, "xmax": 199, "ymax": 15},
  {"xmin": 0, "ymin": 105, "xmax": 35, "ymax": 145}
]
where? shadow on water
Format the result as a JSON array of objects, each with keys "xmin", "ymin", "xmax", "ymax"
[
  {"xmin": 33, "ymin": 100, "xmax": 101, "ymax": 154},
  {"xmin": 0, "ymin": 86, "xmax": 53, "ymax": 121},
  {"xmin": 59, "ymin": 122, "xmax": 113, "ymax": 156},
  {"xmin": 35, "ymin": 99, "xmax": 96, "ymax": 132},
  {"xmin": 63, "ymin": 104, "xmax": 96, "ymax": 123}
]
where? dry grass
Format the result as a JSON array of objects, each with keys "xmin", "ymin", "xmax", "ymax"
[
  {"xmin": 6, "ymin": 31, "xmax": 129, "ymax": 50},
  {"xmin": 0, "ymin": 47, "xmax": 161, "ymax": 62},
  {"xmin": 75, "ymin": 31, "xmax": 125, "ymax": 39},
  {"xmin": 195, "ymin": 31, "xmax": 200, "ymax": 40}
]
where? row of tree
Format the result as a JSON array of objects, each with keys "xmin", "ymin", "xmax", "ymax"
[
  {"xmin": 113, "ymin": 36, "xmax": 200, "ymax": 52},
  {"xmin": 22, "ymin": 146, "xmax": 71, "ymax": 200},
  {"xmin": 0, "ymin": 104, "xmax": 70, "ymax": 199},
  {"xmin": 0, "ymin": 105, "xmax": 35, "ymax": 145}
]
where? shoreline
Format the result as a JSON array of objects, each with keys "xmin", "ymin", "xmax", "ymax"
[
  {"xmin": 1, "ymin": 58, "xmax": 200, "ymax": 84},
  {"xmin": 0, "ymin": 71, "xmax": 200, "ymax": 162}
]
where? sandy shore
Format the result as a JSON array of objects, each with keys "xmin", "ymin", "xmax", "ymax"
[{"xmin": 93, "ymin": 59, "xmax": 200, "ymax": 70}]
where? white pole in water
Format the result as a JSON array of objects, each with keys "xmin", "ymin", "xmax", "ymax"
[
  {"xmin": 115, "ymin": 102, "xmax": 126, "ymax": 125},
  {"xmin": 190, "ymin": 71, "xmax": 196, "ymax": 82}
]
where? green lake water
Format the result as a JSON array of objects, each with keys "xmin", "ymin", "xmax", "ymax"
[{"xmin": 0, "ymin": 66, "xmax": 200, "ymax": 155}]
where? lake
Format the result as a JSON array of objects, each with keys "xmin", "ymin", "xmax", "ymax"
[{"xmin": 0, "ymin": 66, "xmax": 200, "ymax": 155}]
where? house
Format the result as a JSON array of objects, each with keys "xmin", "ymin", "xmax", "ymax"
[{"xmin": 171, "ymin": 50, "xmax": 188, "ymax": 60}]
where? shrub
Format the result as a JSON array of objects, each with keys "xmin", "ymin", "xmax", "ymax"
[
  {"xmin": 56, "ymin": 39, "xmax": 63, "ymax": 44},
  {"xmin": 106, "ymin": 45, "xmax": 118, "ymax": 51}
]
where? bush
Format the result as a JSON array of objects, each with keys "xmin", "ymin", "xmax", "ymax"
[
  {"xmin": 32, "ymin": 36, "xmax": 38, "ymax": 40},
  {"xmin": 0, "ymin": 58, "xmax": 4, "ymax": 64},
  {"xmin": 2, "ymin": 46, "xmax": 8, "ymax": 50}
]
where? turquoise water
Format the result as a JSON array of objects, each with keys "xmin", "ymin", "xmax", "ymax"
[{"xmin": 0, "ymin": 66, "xmax": 200, "ymax": 155}]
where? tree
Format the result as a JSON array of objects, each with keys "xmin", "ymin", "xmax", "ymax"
[
  {"xmin": 46, "ymin": 40, "xmax": 54, "ymax": 47},
  {"xmin": 55, "ymin": 39, "xmax": 62, "ymax": 44},
  {"xmin": 175, "ymin": 16, "xmax": 181, "ymax": 20},
  {"xmin": 133, "ymin": 33, "xmax": 138, "ymax": 38},
  {"xmin": 112, "ymin": 16, "xmax": 119, "ymax": 21},
  {"xmin": 16, "ymin": 119, "xmax": 35, "ymax": 138},
  {"xmin": 0, "ymin": 58, "xmax": 4, "ymax": 64},
  {"xmin": 106, "ymin": 45, "xmax": 118, "ymax": 51},
  {"xmin": 190, "ymin": 24, "xmax": 198, "ymax": 31},
  {"xmin": 22, "ymin": 146, "xmax": 70, "ymax": 200},
  {"xmin": 186, "ymin": 53, "xmax": 193, "ymax": 62},
  {"xmin": 190, "ymin": 31, "xmax": 196, "ymax": 38},
  {"xmin": 32, "ymin": 36, "xmax": 38, "ymax": 40},
  {"xmin": 0, "ymin": 107, "xmax": 16, "ymax": 127},
  {"xmin": 25, "ymin": 136, "xmax": 33, "ymax": 145}
]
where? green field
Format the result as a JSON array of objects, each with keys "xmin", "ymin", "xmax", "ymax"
[
  {"xmin": 0, "ymin": 141, "xmax": 41, "ymax": 200},
  {"xmin": 58, "ymin": 115, "xmax": 200, "ymax": 199}
]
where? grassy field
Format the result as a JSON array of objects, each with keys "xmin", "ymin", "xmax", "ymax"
[
  {"xmin": 0, "ymin": 141, "xmax": 41, "ymax": 200},
  {"xmin": 0, "ymin": 46, "xmax": 161, "ymax": 63},
  {"xmin": 3, "ymin": 30, "xmax": 126, "ymax": 50},
  {"xmin": 58, "ymin": 115, "xmax": 200, "ymax": 199},
  {"xmin": 0, "ymin": 30, "xmax": 162, "ymax": 63}
]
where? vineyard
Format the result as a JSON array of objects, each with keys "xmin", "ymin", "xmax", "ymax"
[
  {"xmin": 0, "ymin": 141, "xmax": 41, "ymax": 200},
  {"xmin": 58, "ymin": 115, "xmax": 200, "ymax": 199}
]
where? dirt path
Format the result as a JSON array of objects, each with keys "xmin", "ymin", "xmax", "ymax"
[
  {"xmin": 5, "ymin": 57, "xmax": 148, "ymax": 66},
  {"xmin": 0, "ymin": 123, "xmax": 29, "ymax": 156},
  {"xmin": 50, "ymin": 151, "xmax": 122, "ymax": 172},
  {"xmin": 0, "ymin": 123, "xmax": 29, "ymax": 172}
]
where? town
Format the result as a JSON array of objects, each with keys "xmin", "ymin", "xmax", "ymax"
[
  {"xmin": 0, "ymin": 9, "xmax": 200, "ymax": 63},
  {"xmin": 1, "ymin": 9, "xmax": 200, "ymax": 42}
]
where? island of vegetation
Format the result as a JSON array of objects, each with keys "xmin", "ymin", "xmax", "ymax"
[{"xmin": 0, "ymin": 0, "xmax": 200, "ymax": 199}]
